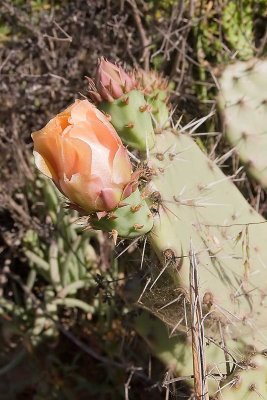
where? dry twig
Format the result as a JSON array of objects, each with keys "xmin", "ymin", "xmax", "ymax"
[
  {"xmin": 189, "ymin": 243, "xmax": 209, "ymax": 400},
  {"xmin": 127, "ymin": 0, "xmax": 150, "ymax": 71}
]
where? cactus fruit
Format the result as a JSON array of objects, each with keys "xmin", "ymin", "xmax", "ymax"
[
  {"xmin": 99, "ymin": 89, "xmax": 156, "ymax": 151},
  {"xmin": 218, "ymin": 58, "xmax": 267, "ymax": 188},
  {"xmin": 91, "ymin": 188, "xmax": 153, "ymax": 239},
  {"xmin": 89, "ymin": 58, "xmax": 156, "ymax": 151},
  {"xmin": 135, "ymin": 69, "xmax": 172, "ymax": 131}
]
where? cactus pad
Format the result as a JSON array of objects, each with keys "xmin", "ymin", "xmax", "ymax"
[
  {"xmin": 145, "ymin": 129, "xmax": 267, "ymax": 350},
  {"xmin": 218, "ymin": 353, "xmax": 267, "ymax": 399},
  {"xmin": 91, "ymin": 189, "xmax": 153, "ymax": 238},
  {"xmin": 218, "ymin": 58, "xmax": 267, "ymax": 188},
  {"xmin": 122, "ymin": 128, "xmax": 267, "ymax": 397},
  {"xmin": 99, "ymin": 90, "xmax": 155, "ymax": 151},
  {"xmin": 135, "ymin": 69, "xmax": 172, "ymax": 131}
]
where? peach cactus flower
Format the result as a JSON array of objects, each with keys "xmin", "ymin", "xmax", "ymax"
[
  {"xmin": 92, "ymin": 58, "xmax": 136, "ymax": 102},
  {"xmin": 32, "ymin": 99, "xmax": 137, "ymax": 213}
]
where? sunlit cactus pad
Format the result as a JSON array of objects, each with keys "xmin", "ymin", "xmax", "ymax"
[
  {"xmin": 217, "ymin": 353, "xmax": 267, "ymax": 399},
  {"xmin": 218, "ymin": 58, "xmax": 267, "ymax": 188},
  {"xmin": 141, "ymin": 129, "xmax": 267, "ymax": 355},
  {"xmin": 99, "ymin": 89, "xmax": 155, "ymax": 151}
]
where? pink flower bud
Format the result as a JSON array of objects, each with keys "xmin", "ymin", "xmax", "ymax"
[
  {"xmin": 32, "ymin": 100, "xmax": 137, "ymax": 213},
  {"xmin": 94, "ymin": 58, "xmax": 136, "ymax": 102}
]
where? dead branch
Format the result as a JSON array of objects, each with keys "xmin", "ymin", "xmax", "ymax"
[
  {"xmin": 189, "ymin": 244, "xmax": 209, "ymax": 400},
  {"xmin": 127, "ymin": 0, "xmax": 150, "ymax": 71}
]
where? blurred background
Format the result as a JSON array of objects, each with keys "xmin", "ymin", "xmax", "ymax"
[{"xmin": 0, "ymin": 1, "xmax": 266, "ymax": 399}]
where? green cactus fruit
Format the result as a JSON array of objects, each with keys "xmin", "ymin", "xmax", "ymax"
[
  {"xmin": 91, "ymin": 188, "xmax": 153, "ymax": 239},
  {"xmin": 218, "ymin": 58, "xmax": 267, "ymax": 188},
  {"xmin": 135, "ymin": 69, "xmax": 173, "ymax": 131},
  {"xmin": 147, "ymin": 88, "xmax": 170, "ymax": 131},
  {"xmin": 99, "ymin": 90, "xmax": 155, "ymax": 151}
]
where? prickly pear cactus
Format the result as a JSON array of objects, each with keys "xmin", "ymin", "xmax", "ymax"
[
  {"xmin": 135, "ymin": 69, "xmax": 172, "ymax": 131},
  {"xmin": 93, "ymin": 64, "xmax": 267, "ymax": 397},
  {"xmin": 218, "ymin": 58, "xmax": 267, "ymax": 188},
  {"xmin": 100, "ymin": 90, "xmax": 155, "ymax": 151},
  {"xmin": 217, "ymin": 353, "xmax": 267, "ymax": 399},
  {"xmin": 120, "ymin": 126, "xmax": 267, "ymax": 398},
  {"xmin": 85, "ymin": 59, "xmax": 267, "ymax": 397},
  {"xmin": 145, "ymin": 128, "xmax": 267, "ymax": 349},
  {"xmin": 131, "ymin": 310, "xmax": 235, "ymax": 395},
  {"xmin": 133, "ymin": 310, "xmax": 192, "ymax": 375},
  {"xmin": 91, "ymin": 188, "xmax": 153, "ymax": 239}
]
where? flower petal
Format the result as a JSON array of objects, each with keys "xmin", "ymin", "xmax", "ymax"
[
  {"xmin": 33, "ymin": 151, "xmax": 55, "ymax": 179},
  {"xmin": 68, "ymin": 100, "xmax": 90, "ymax": 124},
  {"xmin": 31, "ymin": 98, "xmax": 133, "ymax": 214},
  {"xmin": 32, "ymin": 118, "xmax": 64, "ymax": 181},
  {"xmin": 69, "ymin": 100, "xmax": 121, "ymax": 155},
  {"xmin": 61, "ymin": 173, "xmax": 103, "ymax": 213},
  {"xmin": 98, "ymin": 187, "xmax": 122, "ymax": 211},
  {"xmin": 62, "ymin": 136, "xmax": 92, "ymax": 180},
  {"xmin": 112, "ymin": 146, "xmax": 132, "ymax": 185}
]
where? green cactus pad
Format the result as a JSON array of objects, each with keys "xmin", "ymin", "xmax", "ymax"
[
  {"xmin": 124, "ymin": 128, "xmax": 267, "ymax": 397},
  {"xmin": 218, "ymin": 353, "xmax": 267, "ymax": 399},
  {"xmin": 132, "ymin": 310, "xmax": 232, "ymax": 395},
  {"xmin": 218, "ymin": 58, "xmax": 267, "ymax": 188},
  {"xmin": 99, "ymin": 90, "xmax": 155, "ymax": 152},
  {"xmin": 91, "ymin": 189, "xmax": 153, "ymax": 238},
  {"xmin": 118, "ymin": 128, "xmax": 267, "ymax": 398},
  {"xmin": 145, "ymin": 129, "xmax": 267, "ymax": 351},
  {"xmin": 133, "ymin": 310, "xmax": 192, "ymax": 375},
  {"xmin": 146, "ymin": 88, "xmax": 170, "ymax": 131}
]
